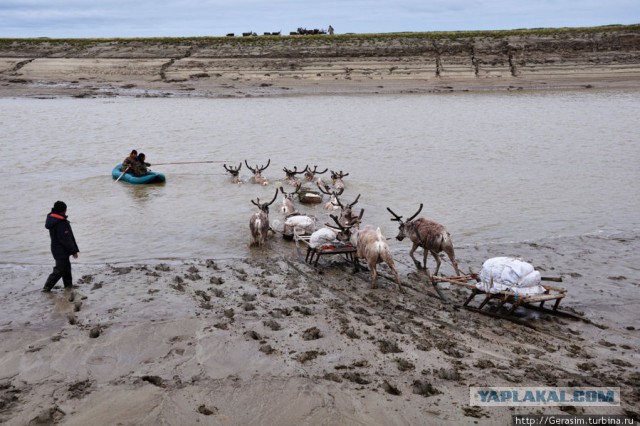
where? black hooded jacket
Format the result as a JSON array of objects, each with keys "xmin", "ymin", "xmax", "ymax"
[{"xmin": 45, "ymin": 213, "xmax": 79, "ymax": 258}]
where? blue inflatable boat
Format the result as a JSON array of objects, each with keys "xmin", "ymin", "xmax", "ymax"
[{"xmin": 112, "ymin": 164, "xmax": 166, "ymax": 184}]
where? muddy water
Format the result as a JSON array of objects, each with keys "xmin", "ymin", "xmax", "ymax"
[{"xmin": 1, "ymin": 90, "xmax": 638, "ymax": 264}]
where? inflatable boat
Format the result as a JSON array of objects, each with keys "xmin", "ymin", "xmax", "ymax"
[{"xmin": 112, "ymin": 164, "xmax": 166, "ymax": 184}]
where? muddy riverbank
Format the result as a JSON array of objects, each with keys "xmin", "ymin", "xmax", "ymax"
[{"xmin": 1, "ymin": 25, "xmax": 640, "ymax": 98}]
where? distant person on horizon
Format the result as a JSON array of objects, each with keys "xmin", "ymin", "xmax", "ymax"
[
  {"xmin": 122, "ymin": 149, "xmax": 138, "ymax": 173},
  {"xmin": 328, "ymin": 25, "xmax": 334, "ymax": 35},
  {"xmin": 43, "ymin": 201, "xmax": 79, "ymax": 292}
]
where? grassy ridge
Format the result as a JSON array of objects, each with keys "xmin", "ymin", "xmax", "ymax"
[{"xmin": 1, "ymin": 24, "xmax": 638, "ymax": 46}]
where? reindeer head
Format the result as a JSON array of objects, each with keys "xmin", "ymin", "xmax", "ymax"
[
  {"xmin": 387, "ymin": 203, "xmax": 423, "ymax": 241},
  {"xmin": 224, "ymin": 162, "xmax": 242, "ymax": 176},
  {"xmin": 304, "ymin": 165, "xmax": 328, "ymax": 181},
  {"xmin": 324, "ymin": 209, "xmax": 364, "ymax": 241},
  {"xmin": 283, "ymin": 166, "xmax": 303, "ymax": 182},
  {"xmin": 245, "ymin": 159, "xmax": 270, "ymax": 185},
  {"xmin": 251, "ymin": 189, "xmax": 279, "ymax": 214},
  {"xmin": 330, "ymin": 170, "xmax": 349, "ymax": 182},
  {"xmin": 332, "ymin": 193, "xmax": 360, "ymax": 226},
  {"xmin": 280, "ymin": 183, "xmax": 301, "ymax": 200}
]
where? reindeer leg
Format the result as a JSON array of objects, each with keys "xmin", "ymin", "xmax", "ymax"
[
  {"xmin": 431, "ymin": 250, "xmax": 442, "ymax": 276},
  {"xmin": 386, "ymin": 258, "xmax": 403, "ymax": 292},
  {"xmin": 409, "ymin": 244, "xmax": 422, "ymax": 270},
  {"xmin": 445, "ymin": 247, "xmax": 462, "ymax": 275},
  {"xmin": 370, "ymin": 263, "xmax": 378, "ymax": 289}
]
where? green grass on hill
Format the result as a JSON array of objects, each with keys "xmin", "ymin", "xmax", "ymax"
[{"xmin": 0, "ymin": 24, "xmax": 638, "ymax": 47}]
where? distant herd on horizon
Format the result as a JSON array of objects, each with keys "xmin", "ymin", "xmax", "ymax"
[{"xmin": 226, "ymin": 25, "xmax": 335, "ymax": 37}]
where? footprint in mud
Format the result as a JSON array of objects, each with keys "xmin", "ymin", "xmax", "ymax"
[
  {"xmin": 302, "ymin": 327, "xmax": 322, "ymax": 340},
  {"xmin": 110, "ymin": 266, "xmax": 132, "ymax": 275},
  {"xmin": 68, "ymin": 379, "xmax": 93, "ymax": 399},
  {"xmin": 378, "ymin": 339, "xmax": 402, "ymax": 354},
  {"xmin": 294, "ymin": 350, "xmax": 324, "ymax": 363},
  {"xmin": 197, "ymin": 404, "xmax": 218, "ymax": 415},
  {"xmin": 155, "ymin": 264, "xmax": 171, "ymax": 272},
  {"xmin": 382, "ymin": 380, "xmax": 402, "ymax": 395},
  {"xmin": 28, "ymin": 406, "xmax": 65, "ymax": 425},
  {"xmin": 244, "ymin": 330, "xmax": 262, "ymax": 341},
  {"xmin": 412, "ymin": 379, "xmax": 440, "ymax": 397},
  {"xmin": 77, "ymin": 275, "xmax": 94, "ymax": 284},
  {"xmin": 396, "ymin": 358, "xmax": 415, "ymax": 371},
  {"xmin": 263, "ymin": 319, "xmax": 281, "ymax": 331},
  {"xmin": 342, "ymin": 372, "xmax": 370, "ymax": 385},
  {"xmin": 259, "ymin": 344, "xmax": 275, "ymax": 354}
]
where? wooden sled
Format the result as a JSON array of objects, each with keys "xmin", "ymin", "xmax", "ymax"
[
  {"xmin": 431, "ymin": 274, "xmax": 588, "ymax": 326},
  {"xmin": 296, "ymin": 235, "xmax": 356, "ymax": 266}
]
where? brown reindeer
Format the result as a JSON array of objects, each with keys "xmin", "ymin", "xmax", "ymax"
[
  {"xmin": 223, "ymin": 163, "xmax": 243, "ymax": 184},
  {"xmin": 387, "ymin": 204, "xmax": 461, "ymax": 276},
  {"xmin": 283, "ymin": 166, "xmax": 304, "ymax": 186},
  {"xmin": 330, "ymin": 170, "xmax": 349, "ymax": 192},
  {"xmin": 332, "ymin": 193, "xmax": 361, "ymax": 227},
  {"xmin": 249, "ymin": 189, "xmax": 278, "ymax": 246},
  {"xmin": 245, "ymin": 159, "xmax": 270, "ymax": 185},
  {"xmin": 303, "ymin": 165, "xmax": 328, "ymax": 182}
]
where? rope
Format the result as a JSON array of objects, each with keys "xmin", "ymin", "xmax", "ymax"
[{"xmin": 152, "ymin": 160, "xmax": 232, "ymax": 166}]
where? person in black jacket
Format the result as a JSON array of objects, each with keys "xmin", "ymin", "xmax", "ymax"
[{"xmin": 43, "ymin": 201, "xmax": 80, "ymax": 292}]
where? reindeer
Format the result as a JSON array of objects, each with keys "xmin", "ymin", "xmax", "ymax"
[
  {"xmin": 223, "ymin": 163, "xmax": 243, "ymax": 184},
  {"xmin": 249, "ymin": 190, "xmax": 278, "ymax": 247},
  {"xmin": 283, "ymin": 166, "xmax": 304, "ymax": 186},
  {"xmin": 245, "ymin": 159, "xmax": 270, "ymax": 185},
  {"xmin": 303, "ymin": 165, "xmax": 328, "ymax": 182},
  {"xmin": 387, "ymin": 203, "xmax": 461, "ymax": 276},
  {"xmin": 332, "ymin": 193, "xmax": 361, "ymax": 227},
  {"xmin": 339, "ymin": 213, "xmax": 401, "ymax": 292},
  {"xmin": 316, "ymin": 180, "xmax": 342, "ymax": 210},
  {"xmin": 308, "ymin": 214, "xmax": 354, "ymax": 249},
  {"xmin": 330, "ymin": 170, "xmax": 349, "ymax": 192},
  {"xmin": 279, "ymin": 184, "xmax": 301, "ymax": 215}
]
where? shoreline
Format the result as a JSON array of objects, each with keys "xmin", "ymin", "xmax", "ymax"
[{"xmin": 1, "ymin": 233, "xmax": 638, "ymax": 424}]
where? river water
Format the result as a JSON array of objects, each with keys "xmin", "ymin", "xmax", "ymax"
[{"xmin": 1, "ymin": 90, "xmax": 639, "ymax": 265}]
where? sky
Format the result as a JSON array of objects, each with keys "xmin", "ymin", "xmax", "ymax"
[{"xmin": 1, "ymin": 0, "xmax": 638, "ymax": 39}]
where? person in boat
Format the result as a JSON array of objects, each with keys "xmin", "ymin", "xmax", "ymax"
[
  {"xmin": 43, "ymin": 201, "xmax": 80, "ymax": 292},
  {"xmin": 122, "ymin": 149, "xmax": 138, "ymax": 173},
  {"xmin": 131, "ymin": 152, "xmax": 151, "ymax": 177}
]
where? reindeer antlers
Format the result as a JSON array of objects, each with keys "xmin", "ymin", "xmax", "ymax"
[
  {"xmin": 279, "ymin": 182, "xmax": 301, "ymax": 196},
  {"xmin": 245, "ymin": 159, "xmax": 271, "ymax": 174},
  {"xmin": 347, "ymin": 194, "xmax": 360, "ymax": 208},
  {"xmin": 224, "ymin": 162, "xmax": 242, "ymax": 175},
  {"xmin": 387, "ymin": 203, "xmax": 423, "ymax": 222},
  {"xmin": 304, "ymin": 165, "xmax": 328, "ymax": 177},
  {"xmin": 283, "ymin": 166, "xmax": 303, "ymax": 176},
  {"xmin": 251, "ymin": 189, "xmax": 279, "ymax": 210}
]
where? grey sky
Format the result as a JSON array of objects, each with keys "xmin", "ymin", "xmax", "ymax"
[{"xmin": 1, "ymin": 0, "xmax": 638, "ymax": 38}]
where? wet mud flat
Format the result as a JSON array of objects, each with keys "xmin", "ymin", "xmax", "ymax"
[{"xmin": 0, "ymin": 232, "xmax": 638, "ymax": 425}]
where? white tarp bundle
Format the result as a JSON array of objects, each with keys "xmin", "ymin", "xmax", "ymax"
[{"xmin": 477, "ymin": 257, "xmax": 545, "ymax": 296}]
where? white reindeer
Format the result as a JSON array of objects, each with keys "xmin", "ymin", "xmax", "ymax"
[
  {"xmin": 351, "ymin": 225, "xmax": 403, "ymax": 292},
  {"xmin": 249, "ymin": 190, "xmax": 278, "ymax": 247},
  {"xmin": 279, "ymin": 184, "xmax": 301, "ymax": 215}
]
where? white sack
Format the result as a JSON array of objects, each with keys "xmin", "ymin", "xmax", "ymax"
[{"xmin": 478, "ymin": 257, "xmax": 544, "ymax": 296}]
